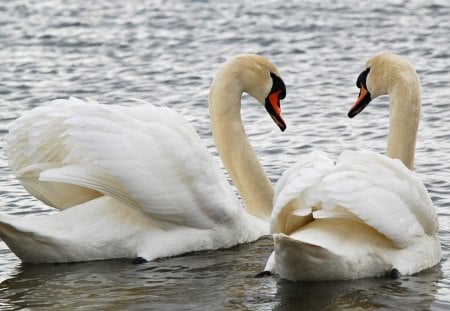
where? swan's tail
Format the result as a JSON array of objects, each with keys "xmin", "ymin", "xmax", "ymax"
[
  {"xmin": 0, "ymin": 211, "xmax": 58, "ymax": 263},
  {"xmin": 273, "ymin": 233, "xmax": 344, "ymax": 281},
  {"xmin": 0, "ymin": 197, "xmax": 150, "ymax": 263},
  {"xmin": 273, "ymin": 232, "xmax": 390, "ymax": 281}
]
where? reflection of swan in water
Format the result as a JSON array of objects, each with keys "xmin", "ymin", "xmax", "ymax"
[
  {"xmin": 0, "ymin": 239, "xmax": 442, "ymax": 310},
  {"xmin": 0, "ymin": 237, "xmax": 271, "ymax": 310},
  {"xmin": 272, "ymin": 264, "xmax": 442, "ymax": 310},
  {"xmin": 264, "ymin": 53, "xmax": 441, "ymax": 281},
  {"xmin": 0, "ymin": 54, "xmax": 286, "ymax": 263}
]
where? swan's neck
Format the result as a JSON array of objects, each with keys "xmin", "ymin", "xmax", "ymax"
[
  {"xmin": 387, "ymin": 79, "xmax": 421, "ymax": 170},
  {"xmin": 209, "ymin": 78, "xmax": 272, "ymax": 220}
]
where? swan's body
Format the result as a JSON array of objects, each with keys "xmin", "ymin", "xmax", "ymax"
[
  {"xmin": 265, "ymin": 53, "xmax": 441, "ymax": 281},
  {"xmin": 0, "ymin": 54, "xmax": 286, "ymax": 263}
]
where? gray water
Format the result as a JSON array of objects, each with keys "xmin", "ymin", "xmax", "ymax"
[{"xmin": 0, "ymin": 0, "xmax": 449, "ymax": 309}]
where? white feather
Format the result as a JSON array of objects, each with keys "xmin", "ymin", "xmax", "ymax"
[
  {"xmin": 0, "ymin": 97, "xmax": 267, "ymax": 263},
  {"xmin": 268, "ymin": 150, "xmax": 441, "ymax": 281}
]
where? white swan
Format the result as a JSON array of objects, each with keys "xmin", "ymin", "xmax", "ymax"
[
  {"xmin": 263, "ymin": 53, "xmax": 441, "ymax": 281},
  {"xmin": 0, "ymin": 54, "xmax": 287, "ymax": 263}
]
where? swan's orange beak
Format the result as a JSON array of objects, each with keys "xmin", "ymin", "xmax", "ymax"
[
  {"xmin": 265, "ymin": 90, "xmax": 286, "ymax": 131},
  {"xmin": 348, "ymin": 85, "xmax": 372, "ymax": 118}
]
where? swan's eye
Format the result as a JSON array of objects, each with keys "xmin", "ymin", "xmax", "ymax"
[
  {"xmin": 270, "ymin": 72, "xmax": 286, "ymax": 100},
  {"xmin": 356, "ymin": 68, "xmax": 370, "ymax": 89}
]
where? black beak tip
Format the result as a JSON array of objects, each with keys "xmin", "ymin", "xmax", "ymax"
[{"xmin": 273, "ymin": 117, "xmax": 286, "ymax": 132}]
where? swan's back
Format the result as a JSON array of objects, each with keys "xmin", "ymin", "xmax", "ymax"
[{"xmin": 6, "ymin": 97, "xmax": 239, "ymax": 229}]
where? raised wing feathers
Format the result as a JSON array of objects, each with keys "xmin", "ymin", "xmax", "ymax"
[
  {"xmin": 270, "ymin": 151, "xmax": 334, "ymax": 234},
  {"xmin": 272, "ymin": 150, "xmax": 437, "ymax": 248},
  {"xmin": 6, "ymin": 98, "xmax": 237, "ymax": 228}
]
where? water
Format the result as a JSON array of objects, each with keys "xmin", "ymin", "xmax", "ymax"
[{"xmin": 0, "ymin": 0, "xmax": 449, "ymax": 309}]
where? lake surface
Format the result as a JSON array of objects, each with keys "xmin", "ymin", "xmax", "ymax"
[{"xmin": 0, "ymin": 0, "xmax": 449, "ymax": 309}]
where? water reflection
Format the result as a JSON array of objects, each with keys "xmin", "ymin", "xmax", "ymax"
[
  {"xmin": 274, "ymin": 264, "xmax": 443, "ymax": 310},
  {"xmin": 0, "ymin": 238, "xmax": 274, "ymax": 310},
  {"xmin": 0, "ymin": 236, "xmax": 444, "ymax": 310}
]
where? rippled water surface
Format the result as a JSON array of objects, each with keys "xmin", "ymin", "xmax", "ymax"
[{"xmin": 0, "ymin": 0, "xmax": 449, "ymax": 309}]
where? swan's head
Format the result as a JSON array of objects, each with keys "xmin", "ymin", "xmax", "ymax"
[
  {"xmin": 348, "ymin": 53, "xmax": 417, "ymax": 118},
  {"xmin": 211, "ymin": 54, "xmax": 287, "ymax": 131},
  {"xmin": 264, "ymin": 71, "xmax": 287, "ymax": 131}
]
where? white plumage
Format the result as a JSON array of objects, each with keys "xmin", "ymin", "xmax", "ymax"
[
  {"xmin": 0, "ymin": 54, "xmax": 287, "ymax": 263},
  {"xmin": 266, "ymin": 150, "xmax": 440, "ymax": 280}
]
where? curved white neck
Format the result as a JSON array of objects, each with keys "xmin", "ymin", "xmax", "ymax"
[
  {"xmin": 386, "ymin": 78, "xmax": 421, "ymax": 170},
  {"xmin": 209, "ymin": 77, "xmax": 272, "ymax": 220}
]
